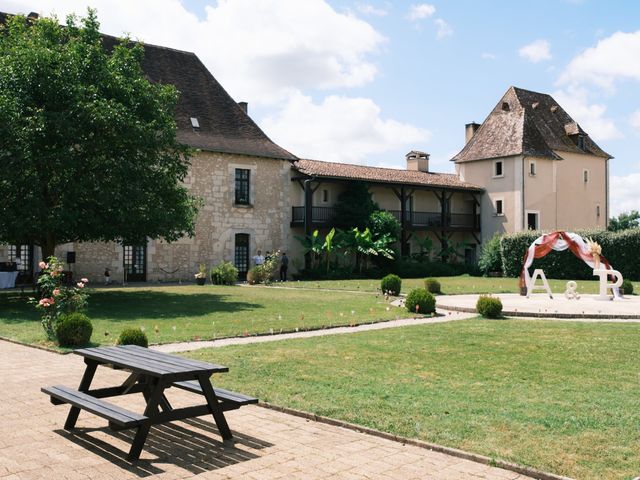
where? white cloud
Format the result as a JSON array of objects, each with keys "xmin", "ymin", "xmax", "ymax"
[
  {"xmin": 610, "ymin": 174, "xmax": 640, "ymax": 216},
  {"xmin": 434, "ymin": 18, "xmax": 453, "ymax": 39},
  {"xmin": 559, "ymin": 31, "xmax": 640, "ymax": 89},
  {"xmin": 7, "ymin": 0, "xmax": 385, "ymax": 105},
  {"xmin": 357, "ymin": 3, "xmax": 388, "ymax": 16},
  {"xmin": 553, "ymin": 87, "xmax": 623, "ymax": 141},
  {"xmin": 481, "ymin": 52, "xmax": 497, "ymax": 60},
  {"xmin": 629, "ymin": 110, "xmax": 640, "ymax": 133},
  {"xmin": 518, "ymin": 40, "xmax": 552, "ymax": 63},
  {"xmin": 407, "ymin": 3, "xmax": 436, "ymax": 21},
  {"xmin": 262, "ymin": 92, "xmax": 430, "ymax": 164}
]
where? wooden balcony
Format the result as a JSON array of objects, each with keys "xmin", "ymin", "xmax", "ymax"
[{"xmin": 291, "ymin": 206, "xmax": 480, "ymax": 231}]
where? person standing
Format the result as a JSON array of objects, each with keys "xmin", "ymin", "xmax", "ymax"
[
  {"xmin": 104, "ymin": 268, "xmax": 111, "ymax": 285},
  {"xmin": 253, "ymin": 250, "xmax": 265, "ymax": 267},
  {"xmin": 280, "ymin": 252, "xmax": 289, "ymax": 281}
]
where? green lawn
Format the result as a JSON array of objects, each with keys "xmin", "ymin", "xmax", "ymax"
[
  {"xmin": 187, "ymin": 320, "xmax": 640, "ymax": 480},
  {"xmin": 280, "ymin": 275, "xmax": 634, "ymax": 295},
  {"xmin": 0, "ymin": 285, "xmax": 400, "ymax": 347}
]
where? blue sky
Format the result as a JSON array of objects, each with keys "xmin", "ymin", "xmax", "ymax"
[{"xmin": 3, "ymin": 0, "xmax": 640, "ymax": 214}]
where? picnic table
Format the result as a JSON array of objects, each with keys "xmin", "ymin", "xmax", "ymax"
[{"xmin": 41, "ymin": 345, "xmax": 257, "ymax": 460}]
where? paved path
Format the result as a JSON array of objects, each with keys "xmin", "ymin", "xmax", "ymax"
[
  {"xmin": 153, "ymin": 310, "xmax": 475, "ymax": 353},
  {"xmin": 437, "ymin": 293, "xmax": 640, "ymax": 320},
  {"xmin": 0, "ymin": 340, "xmax": 534, "ymax": 479}
]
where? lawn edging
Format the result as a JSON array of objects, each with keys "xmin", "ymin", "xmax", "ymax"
[
  {"xmin": 259, "ymin": 401, "xmax": 574, "ymax": 480},
  {"xmin": 0, "ymin": 335, "xmax": 69, "ymax": 355}
]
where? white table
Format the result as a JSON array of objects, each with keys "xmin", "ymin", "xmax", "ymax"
[{"xmin": 0, "ymin": 271, "xmax": 19, "ymax": 289}]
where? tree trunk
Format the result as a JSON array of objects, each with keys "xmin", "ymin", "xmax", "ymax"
[{"xmin": 40, "ymin": 235, "xmax": 57, "ymax": 262}]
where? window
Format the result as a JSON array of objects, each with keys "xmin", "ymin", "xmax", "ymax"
[
  {"xmin": 583, "ymin": 169, "xmax": 589, "ymax": 184},
  {"xmin": 527, "ymin": 212, "xmax": 539, "ymax": 230},
  {"xmin": 577, "ymin": 134, "xmax": 585, "ymax": 150},
  {"xmin": 493, "ymin": 160, "xmax": 504, "ymax": 178},
  {"xmin": 529, "ymin": 161, "xmax": 536, "ymax": 176},
  {"xmin": 234, "ymin": 233, "xmax": 250, "ymax": 280},
  {"xmin": 235, "ymin": 168, "xmax": 250, "ymax": 205},
  {"xmin": 495, "ymin": 199, "xmax": 504, "ymax": 216},
  {"xmin": 596, "ymin": 205, "xmax": 601, "ymax": 218},
  {"xmin": 322, "ymin": 189, "xmax": 329, "ymax": 203}
]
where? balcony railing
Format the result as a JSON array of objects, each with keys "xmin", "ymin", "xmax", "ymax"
[{"xmin": 292, "ymin": 206, "xmax": 479, "ymax": 230}]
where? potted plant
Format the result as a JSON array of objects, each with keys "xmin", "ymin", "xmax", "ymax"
[{"xmin": 194, "ymin": 264, "xmax": 207, "ymax": 285}]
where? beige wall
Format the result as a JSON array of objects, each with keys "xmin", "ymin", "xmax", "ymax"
[{"xmin": 40, "ymin": 151, "xmax": 293, "ymax": 283}]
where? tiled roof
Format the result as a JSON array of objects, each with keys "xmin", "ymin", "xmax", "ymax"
[
  {"xmin": 294, "ymin": 159, "xmax": 483, "ymax": 191},
  {"xmin": 452, "ymin": 86, "xmax": 612, "ymax": 163},
  {"xmin": 0, "ymin": 12, "xmax": 296, "ymax": 160}
]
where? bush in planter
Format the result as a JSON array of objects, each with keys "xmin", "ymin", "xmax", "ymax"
[
  {"xmin": 210, "ymin": 261, "xmax": 238, "ymax": 285},
  {"xmin": 424, "ymin": 278, "xmax": 441, "ymax": 294},
  {"xmin": 476, "ymin": 295, "xmax": 503, "ymax": 318},
  {"xmin": 621, "ymin": 279, "xmax": 634, "ymax": 295},
  {"xmin": 380, "ymin": 274, "xmax": 402, "ymax": 295},
  {"xmin": 117, "ymin": 328, "xmax": 148, "ymax": 347},
  {"xmin": 405, "ymin": 288, "xmax": 436, "ymax": 314},
  {"xmin": 55, "ymin": 313, "xmax": 93, "ymax": 347}
]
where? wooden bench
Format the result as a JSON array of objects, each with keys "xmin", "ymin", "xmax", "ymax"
[
  {"xmin": 172, "ymin": 380, "xmax": 258, "ymax": 411},
  {"xmin": 42, "ymin": 385, "xmax": 147, "ymax": 429}
]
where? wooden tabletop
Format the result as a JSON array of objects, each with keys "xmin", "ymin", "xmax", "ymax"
[{"xmin": 73, "ymin": 345, "xmax": 228, "ymax": 379}]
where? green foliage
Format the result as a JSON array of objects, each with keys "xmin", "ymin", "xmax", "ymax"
[
  {"xmin": 210, "ymin": 261, "xmax": 238, "ymax": 285},
  {"xmin": 476, "ymin": 295, "xmax": 503, "ymax": 318},
  {"xmin": 424, "ymin": 278, "xmax": 441, "ymax": 294},
  {"xmin": 368, "ymin": 210, "xmax": 400, "ymax": 242},
  {"xmin": 295, "ymin": 230, "xmax": 323, "ymax": 269},
  {"xmin": 500, "ymin": 229, "xmax": 640, "ymax": 281},
  {"xmin": 405, "ymin": 288, "xmax": 436, "ymax": 314},
  {"xmin": 380, "ymin": 274, "xmax": 402, "ymax": 295},
  {"xmin": 609, "ymin": 210, "xmax": 640, "ymax": 232},
  {"xmin": 0, "ymin": 11, "xmax": 199, "ymax": 258},
  {"xmin": 55, "ymin": 313, "xmax": 93, "ymax": 347},
  {"xmin": 621, "ymin": 279, "xmax": 634, "ymax": 295},
  {"xmin": 413, "ymin": 234, "xmax": 433, "ymax": 260},
  {"xmin": 117, "ymin": 327, "xmax": 148, "ymax": 347},
  {"xmin": 478, "ymin": 234, "xmax": 503, "ymax": 275},
  {"xmin": 333, "ymin": 182, "xmax": 379, "ymax": 230},
  {"xmin": 393, "ymin": 259, "xmax": 473, "ymax": 278},
  {"xmin": 30, "ymin": 256, "xmax": 89, "ymax": 339},
  {"xmin": 248, "ymin": 252, "xmax": 280, "ymax": 284}
]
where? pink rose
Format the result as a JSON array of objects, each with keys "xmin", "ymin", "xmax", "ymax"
[
  {"xmin": 76, "ymin": 282, "xmax": 85, "ymax": 289},
  {"xmin": 81, "ymin": 278, "xmax": 89, "ymax": 283},
  {"xmin": 52, "ymin": 289, "xmax": 60, "ymax": 296},
  {"xmin": 39, "ymin": 298, "xmax": 54, "ymax": 307},
  {"xmin": 38, "ymin": 261, "xmax": 47, "ymax": 269},
  {"xmin": 51, "ymin": 271, "xmax": 59, "ymax": 277}
]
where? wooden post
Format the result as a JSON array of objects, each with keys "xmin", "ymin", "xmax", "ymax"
[
  {"xmin": 400, "ymin": 187, "xmax": 408, "ymax": 257},
  {"xmin": 304, "ymin": 179, "xmax": 313, "ymax": 269}
]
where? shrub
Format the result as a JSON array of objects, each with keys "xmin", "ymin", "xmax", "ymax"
[
  {"xmin": 117, "ymin": 328, "xmax": 148, "ymax": 347},
  {"xmin": 424, "ymin": 278, "xmax": 441, "ymax": 294},
  {"xmin": 369, "ymin": 210, "xmax": 400, "ymax": 242},
  {"xmin": 210, "ymin": 261, "xmax": 238, "ymax": 285},
  {"xmin": 248, "ymin": 253, "xmax": 280, "ymax": 284},
  {"xmin": 478, "ymin": 233, "xmax": 503, "ymax": 275},
  {"xmin": 500, "ymin": 228, "xmax": 640, "ymax": 281},
  {"xmin": 55, "ymin": 313, "xmax": 93, "ymax": 347},
  {"xmin": 405, "ymin": 288, "xmax": 436, "ymax": 314},
  {"xmin": 380, "ymin": 274, "xmax": 402, "ymax": 295},
  {"xmin": 621, "ymin": 279, "xmax": 634, "ymax": 295},
  {"xmin": 476, "ymin": 295, "xmax": 503, "ymax": 318}
]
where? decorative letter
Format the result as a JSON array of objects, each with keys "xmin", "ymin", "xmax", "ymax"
[
  {"xmin": 564, "ymin": 281, "xmax": 580, "ymax": 300},
  {"xmin": 527, "ymin": 269, "xmax": 553, "ymax": 299},
  {"xmin": 592, "ymin": 269, "xmax": 623, "ymax": 300}
]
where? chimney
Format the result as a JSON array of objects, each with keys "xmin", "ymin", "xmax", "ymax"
[
  {"xmin": 238, "ymin": 101, "xmax": 248, "ymax": 114},
  {"xmin": 465, "ymin": 122, "xmax": 480, "ymax": 144},
  {"xmin": 406, "ymin": 150, "xmax": 430, "ymax": 173}
]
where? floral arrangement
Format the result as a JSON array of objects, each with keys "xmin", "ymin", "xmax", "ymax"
[
  {"xmin": 585, "ymin": 238, "xmax": 602, "ymax": 268},
  {"xmin": 194, "ymin": 263, "xmax": 208, "ymax": 279},
  {"xmin": 30, "ymin": 256, "xmax": 89, "ymax": 340}
]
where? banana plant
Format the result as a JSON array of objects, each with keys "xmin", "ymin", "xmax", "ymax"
[
  {"xmin": 295, "ymin": 230, "xmax": 323, "ymax": 268},
  {"xmin": 322, "ymin": 227, "xmax": 337, "ymax": 273}
]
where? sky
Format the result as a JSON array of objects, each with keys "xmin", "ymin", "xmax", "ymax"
[{"xmin": 3, "ymin": 0, "xmax": 640, "ymax": 216}]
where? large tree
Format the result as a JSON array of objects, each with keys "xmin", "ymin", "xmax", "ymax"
[
  {"xmin": 0, "ymin": 11, "xmax": 199, "ymax": 259},
  {"xmin": 609, "ymin": 210, "xmax": 640, "ymax": 232}
]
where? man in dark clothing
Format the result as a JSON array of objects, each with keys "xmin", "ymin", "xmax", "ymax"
[{"xmin": 280, "ymin": 252, "xmax": 289, "ymax": 281}]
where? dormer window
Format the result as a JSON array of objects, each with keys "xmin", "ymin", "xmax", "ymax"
[
  {"xmin": 577, "ymin": 134, "xmax": 585, "ymax": 150},
  {"xmin": 501, "ymin": 102, "xmax": 510, "ymax": 111},
  {"xmin": 190, "ymin": 117, "xmax": 200, "ymax": 131}
]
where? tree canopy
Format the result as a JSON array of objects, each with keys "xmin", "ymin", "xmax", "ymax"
[
  {"xmin": 0, "ymin": 11, "xmax": 199, "ymax": 258},
  {"xmin": 332, "ymin": 181, "xmax": 379, "ymax": 230},
  {"xmin": 609, "ymin": 210, "xmax": 640, "ymax": 232}
]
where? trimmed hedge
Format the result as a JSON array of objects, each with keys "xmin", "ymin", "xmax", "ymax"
[
  {"xmin": 117, "ymin": 328, "xmax": 149, "ymax": 347},
  {"xmin": 381, "ymin": 274, "xmax": 402, "ymax": 295},
  {"xmin": 424, "ymin": 278, "xmax": 441, "ymax": 294},
  {"xmin": 55, "ymin": 313, "xmax": 93, "ymax": 347},
  {"xmin": 405, "ymin": 288, "xmax": 436, "ymax": 314},
  {"xmin": 476, "ymin": 295, "xmax": 503, "ymax": 318},
  {"xmin": 500, "ymin": 228, "xmax": 640, "ymax": 281}
]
